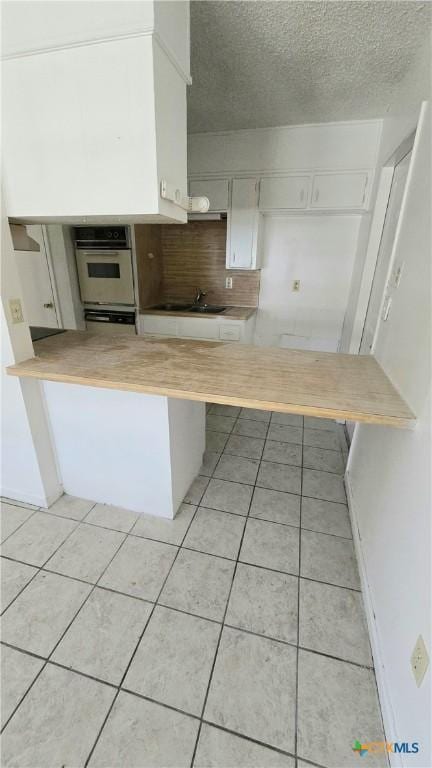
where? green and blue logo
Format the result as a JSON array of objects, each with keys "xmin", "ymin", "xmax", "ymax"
[{"xmin": 353, "ymin": 740, "xmax": 420, "ymax": 757}]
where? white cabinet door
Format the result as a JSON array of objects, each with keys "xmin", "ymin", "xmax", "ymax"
[
  {"xmin": 227, "ymin": 178, "xmax": 260, "ymax": 270},
  {"xmin": 140, "ymin": 315, "xmax": 178, "ymax": 336},
  {"xmin": 219, "ymin": 323, "xmax": 241, "ymax": 341},
  {"xmin": 311, "ymin": 172, "xmax": 369, "ymax": 209},
  {"xmin": 189, "ymin": 179, "xmax": 230, "ymax": 211},
  {"xmin": 178, "ymin": 317, "xmax": 220, "ymax": 339},
  {"xmin": 259, "ymin": 176, "xmax": 309, "ymax": 210},
  {"xmin": 15, "ymin": 225, "xmax": 60, "ymax": 328}
]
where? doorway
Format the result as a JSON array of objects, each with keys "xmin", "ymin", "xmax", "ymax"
[
  {"xmin": 359, "ymin": 137, "xmax": 414, "ymax": 354},
  {"xmin": 15, "ymin": 225, "xmax": 61, "ymax": 328}
]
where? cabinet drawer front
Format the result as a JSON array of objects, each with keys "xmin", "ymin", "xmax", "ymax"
[
  {"xmin": 219, "ymin": 324, "xmax": 241, "ymax": 341},
  {"xmin": 189, "ymin": 179, "xmax": 230, "ymax": 211},
  {"xmin": 141, "ymin": 316, "xmax": 178, "ymax": 336},
  {"xmin": 178, "ymin": 318, "xmax": 220, "ymax": 339},
  {"xmin": 259, "ymin": 176, "xmax": 309, "ymax": 210},
  {"xmin": 311, "ymin": 172, "xmax": 369, "ymax": 209}
]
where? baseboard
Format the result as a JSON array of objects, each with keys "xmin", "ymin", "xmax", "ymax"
[
  {"xmin": 0, "ymin": 485, "xmax": 63, "ymax": 509},
  {"xmin": 344, "ymin": 469, "xmax": 403, "ymax": 768}
]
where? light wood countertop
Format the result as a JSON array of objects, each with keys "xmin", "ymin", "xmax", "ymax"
[
  {"xmin": 7, "ymin": 331, "xmax": 414, "ymax": 427},
  {"xmin": 140, "ymin": 306, "xmax": 257, "ymax": 320}
]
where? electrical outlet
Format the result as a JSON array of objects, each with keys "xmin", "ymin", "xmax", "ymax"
[
  {"xmin": 9, "ymin": 298, "xmax": 24, "ymax": 324},
  {"xmin": 411, "ymin": 635, "xmax": 429, "ymax": 687},
  {"xmin": 292, "ymin": 280, "xmax": 300, "ymax": 292},
  {"xmin": 225, "ymin": 276, "xmax": 233, "ymax": 289}
]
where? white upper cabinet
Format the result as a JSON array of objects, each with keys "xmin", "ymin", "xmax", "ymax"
[
  {"xmin": 3, "ymin": 1, "xmax": 190, "ymax": 224},
  {"xmin": 189, "ymin": 179, "xmax": 230, "ymax": 211},
  {"xmin": 311, "ymin": 172, "xmax": 369, "ymax": 209},
  {"xmin": 227, "ymin": 178, "xmax": 260, "ymax": 270},
  {"xmin": 259, "ymin": 176, "xmax": 310, "ymax": 210}
]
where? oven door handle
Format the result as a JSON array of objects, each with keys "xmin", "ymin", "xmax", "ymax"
[{"xmin": 80, "ymin": 251, "xmax": 121, "ymax": 257}]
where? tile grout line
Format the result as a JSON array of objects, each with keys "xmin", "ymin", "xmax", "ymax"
[
  {"xmin": 0, "ymin": 628, "xmax": 328, "ymax": 768},
  {"xmin": 1, "ymin": 419, "xmax": 356, "ymax": 613},
  {"xmin": 189, "ymin": 406, "xmax": 246, "ymax": 765},
  {"xmin": 1, "ymin": 413, "xmax": 362, "ymax": 761},
  {"xmin": 0, "ymin": 511, "xmax": 128, "ymax": 735},
  {"xmin": 9, "ymin": 466, "xmax": 348, "ymax": 541},
  {"xmin": 4, "ymin": 492, "xmax": 352, "ymax": 547},
  {"xmin": 83, "ymin": 477, "xmax": 206, "ymax": 767},
  {"xmin": 189, "ymin": 406, "xmax": 248, "ymax": 765},
  {"xmin": 190, "ymin": 406, "xmax": 273, "ymax": 766},
  {"xmin": 1, "ymin": 551, "xmax": 362, "ymax": 599},
  {"xmin": 200, "ymin": 719, "xmax": 298, "ymax": 762},
  {"xmin": 294, "ymin": 414, "xmax": 304, "ymax": 760},
  {"xmin": 0, "ymin": 641, "xmax": 342, "ymax": 768},
  {"xmin": 1, "ymin": 603, "xmax": 375, "ymax": 671},
  {"xmin": 0, "ymin": 507, "xmax": 40, "ymax": 546},
  {"xmin": 0, "ymin": 502, "xmax": 98, "ymax": 617}
]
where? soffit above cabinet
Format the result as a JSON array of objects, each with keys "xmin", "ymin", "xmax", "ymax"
[
  {"xmin": 2, "ymin": 0, "xmax": 191, "ymax": 81},
  {"xmin": 2, "ymin": 1, "xmax": 190, "ymax": 224}
]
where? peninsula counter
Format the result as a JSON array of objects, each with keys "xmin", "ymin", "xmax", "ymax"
[{"xmin": 7, "ymin": 331, "xmax": 414, "ymax": 518}]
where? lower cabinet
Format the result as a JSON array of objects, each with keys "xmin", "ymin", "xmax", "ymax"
[
  {"xmin": 178, "ymin": 317, "xmax": 220, "ymax": 339},
  {"xmin": 140, "ymin": 315, "xmax": 178, "ymax": 336},
  {"xmin": 138, "ymin": 313, "xmax": 256, "ymax": 343}
]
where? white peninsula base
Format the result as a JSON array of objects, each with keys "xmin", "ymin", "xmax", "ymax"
[{"xmin": 42, "ymin": 381, "xmax": 205, "ymax": 518}]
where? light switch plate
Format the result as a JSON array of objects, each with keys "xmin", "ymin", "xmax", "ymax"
[
  {"xmin": 225, "ymin": 277, "xmax": 233, "ymax": 289},
  {"xmin": 9, "ymin": 298, "xmax": 24, "ymax": 324},
  {"xmin": 382, "ymin": 296, "xmax": 392, "ymax": 321},
  {"xmin": 411, "ymin": 634, "xmax": 429, "ymax": 687},
  {"xmin": 394, "ymin": 262, "xmax": 404, "ymax": 288}
]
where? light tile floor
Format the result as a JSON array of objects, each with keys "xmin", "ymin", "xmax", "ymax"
[{"xmin": 0, "ymin": 407, "xmax": 387, "ymax": 768}]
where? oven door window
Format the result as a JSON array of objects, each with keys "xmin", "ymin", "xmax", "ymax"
[{"xmin": 87, "ymin": 262, "xmax": 120, "ymax": 279}]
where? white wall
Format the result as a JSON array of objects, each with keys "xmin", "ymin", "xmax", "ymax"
[
  {"xmin": 188, "ymin": 119, "xmax": 381, "ymax": 175},
  {"xmin": 255, "ymin": 215, "xmax": 361, "ymax": 350},
  {"xmin": 346, "ymin": 97, "xmax": 431, "ymax": 767},
  {"xmin": 154, "ymin": 0, "xmax": 190, "ymax": 80},
  {"xmin": 1, "ymin": 307, "xmax": 46, "ymax": 505},
  {"xmin": 2, "ymin": 1, "xmax": 155, "ymax": 57},
  {"xmin": 3, "ymin": 36, "xmax": 159, "ymax": 220},
  {"xmin": 153, "ymin": 37, "xmax": 188, "ymax": 223},
  {"xmin": 340, "ymin": 40, "xmax": 430, "ymax": 356},
  {"xmin": 168, "ymin": 398, "xmax": 205, "ymax": 512},
  {"xmin": 3, "ymin": 2, "xmax": 189, "ymax": 223},
  {"xmin": 340, "ymin": 166, "xmax": 393, "ymax": 354},
  {"xmin": 189, "ymin": 119, "xmax": 379, "ymax": 350},
  {"xmin": 1, "ymin": 209, "xmax": 62, "ymax": 506},
  {"xmin": 42, "ymin": 382, "xmax": 204, "ymax": 518}
]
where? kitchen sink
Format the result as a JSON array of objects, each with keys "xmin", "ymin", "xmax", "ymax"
[
  {"xmin": 189, "ymin": 305, "xmax": 227, "ymax": 314},
  {"xmin": 150, "ymin": 303, "xmax": 194, "ymax": 311},
  {"xmin": 149, "ymin": 303, "xmax": 227, "ymax": 314}
]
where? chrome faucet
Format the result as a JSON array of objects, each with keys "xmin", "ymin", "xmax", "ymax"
[{"xmin": 194, "ymin": 287, "xmax": 208, "ymax": 305}]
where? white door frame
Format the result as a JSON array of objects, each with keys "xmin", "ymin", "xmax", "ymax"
[
  {"xmin": 40, "ymin": 225, "xmax": 63, "ymax": 328},
  {"xmin": 361, "ymin": 133, "xmax": 415, "ymax": 355},
  {"xmin": 346, "ymin": 131, "xmax": 416, "ymax": 355}
]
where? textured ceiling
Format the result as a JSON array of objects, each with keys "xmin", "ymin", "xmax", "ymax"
[{"xmin": 188, "ymin": 0, "xmax": 431, "ymax": 133}]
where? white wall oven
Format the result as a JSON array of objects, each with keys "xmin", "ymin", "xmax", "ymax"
[{"xmin": 74, "ymin": 226, "xmax": 135, "ymax": 305}]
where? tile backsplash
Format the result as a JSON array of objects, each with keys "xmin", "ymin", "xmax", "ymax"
[{"xmin": 160, "ymin": 221, "xmax": 260, "ymax": 307}]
